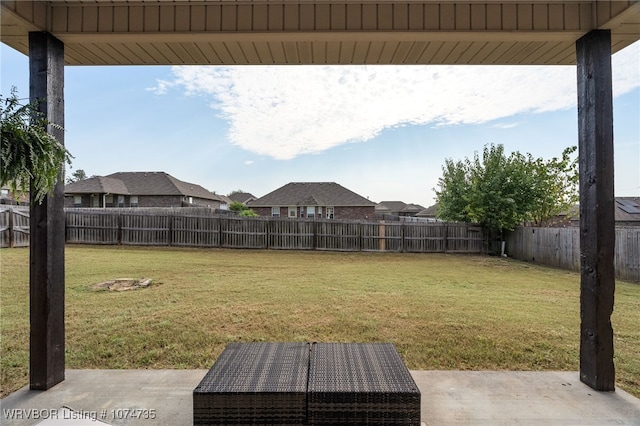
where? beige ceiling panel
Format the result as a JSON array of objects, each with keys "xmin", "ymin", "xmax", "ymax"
[
  {"xmin": 205, "ymin": 5, "xmax": 222, "ymax": 31},
  {"xmin": 268, "ymin": 41, "xmax": 288, "ymax": 63},
  {"xmin": 253, "ymin": 41, "xmax": 274, "ymax": 64},
  {"xmin": 403, "ymin": 41, "xmax": 429, "ymax": 63},
  {"xmin": 311, "ymin": 40, "xmax": 327, "ymax": 63},
  {"xmin": 1, "ymin": 1, "xmax": 639, "ymax": 66},
  {"xmin": 431, "ymin": 41, "xmax": 457, "ymax": 63},
  {"xmin": 364, "ymin": 41, "xmax": 385, "ymax": 64},
  {"xmin": 198, "ymin": 42, "xmax": 224, "ymax": 64},
  {"xmin": 224, "ymin": 40, "xmax": 249, "ymax": 63},
  {"xmin": 122, "ymin": 42, "xmax": 161, "ymax": 64},
  {"xmin": 352, "ymin": 40, "xmax": 370, "ymax": 63}
]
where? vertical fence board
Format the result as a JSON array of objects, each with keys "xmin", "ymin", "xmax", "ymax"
[{"xmin": 506, "ymin": 227, "xmax": 639, "ymax": 283}]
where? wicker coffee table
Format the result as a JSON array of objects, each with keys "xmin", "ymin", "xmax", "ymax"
[
  {"xmin": 307, "ymin": 342, "xmax": 421, "ymax": 425},
  {"xmin": 193, "ymin": 342, "xmax": 421, "ymax": 425},
  {"xmin": 193, "ymin": 342, "xmax": 310, "ymax": 425}
]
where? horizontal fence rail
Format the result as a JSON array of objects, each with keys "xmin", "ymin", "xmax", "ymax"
[
  {"xmin": 506, "ymin": 226, "xmax": 640, "ymax": 283},
  {"xmin": 0, "ymin": 207, "xmax": 485, "ymax": 254}
]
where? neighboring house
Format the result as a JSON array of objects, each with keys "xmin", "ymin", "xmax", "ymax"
[
  {"xmin": 248, "ymin": 182, "xmax": 376, "ymax": 220},
  {"xmin": 416, "ymin": 204, "xmax": 439, "ymax": 220},
  {"xmin": 376, "ymin": 201, "xmax": 426, "ymax": 218},
  {"xmin": 0, "ymin": 185, "xmax": 30, "ymax": 205},
  {"xmin": 569, "ymin": 197, "xmax": 640, "ymax": 227},
  {"xmin": 615, "ymin": 197, "xmax": 640, "ymax": 226},
  {"xmin": 217, "ymin": 194, "xmax": 233, "ymax": 210},
  {"xmin": 64, "ymin": 172, "xmax": 222, "ymax": 208},
  {"xmin": 228, "ymin": 192, "xmax": 258, "ymax": 205}
]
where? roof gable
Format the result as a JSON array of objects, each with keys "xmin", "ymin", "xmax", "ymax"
[
  {"xmin": 250, "ymin": 182, "xmax": 375, "ymax": 207},
  {"xmin": 65, "ymin": 171, "xmax": 220, "ymax": 201}
]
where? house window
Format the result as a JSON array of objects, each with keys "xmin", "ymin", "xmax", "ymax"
[
  {"xmin": 288, "ymin": 207, "xmax": 297, "ymax": 218},
  {"xmin": 307, "ymin": 206, "xmax": 315, "ymax": 218},
  {"xmin": 91, "ymin": 195, "xmax": 100, "ymax": 207},
  {"xmin": 271, "ymin": 207, "xmax": 280, "ymax": 217},
  {"xmin": 318, "ymin": 206, "xmax": 322, "ymax": 217},
  {"xmin": 118, "ymin": 195, "xmax": 125, "ymax": 207},
  {"xmin": 1, "ymin": 189, "xmax": 8, "ymax": 197},
  {"xmin": 326, "ymin": 207, "xmax": 334, "ymax": 219},
  {"xmin": 74, "ymin": 195, "xmax": 82, "ymax": 206},
  {"xmin": 130, "ymin": 195, "xmax": 138, "ymax": 207},
  {"xmin": 300, "ymin": 207, "xmax": 305, "ymax": 218}
]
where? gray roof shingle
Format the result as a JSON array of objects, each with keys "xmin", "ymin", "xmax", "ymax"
[
  {"xmin": 64, "ymin": 176, "xmax": 130, "ymax": 195},
  {"xmin": 65, "ymin": 172, "xmax": 221, "ymax": 201},
  {"xmin": 249, "ymin": 182, "xmax": 375, "ymax": 207}
]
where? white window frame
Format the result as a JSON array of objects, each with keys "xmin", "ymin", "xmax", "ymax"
[
  {"xmin": 74, "ymin": 195, "xmax": 82, "ymax": 205},
  {"xmin": 326, "ymin": 207, "xmax": 334, "ymax": 219},
  {"xmin": 307, "ymin": 206, "xmax": 315, "ymax": 218},
  {"xmin": 288, "ymin": 206, "xmax": 297, "ymax": 218},
  {"xmin": 271, "ymin": 207, "xmax": 280, "ymax": 217},
  {"xmin": 130, "ymin": 195, "xmax": 138, "ymax": 207},
  {"xmin": 118, "ymin": 195, "xmax": 125, "ymax": 207}
]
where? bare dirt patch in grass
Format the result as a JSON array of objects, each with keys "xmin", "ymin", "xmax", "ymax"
[{"xmin": 92, "ymin": 278, "xmax": 154, "ymax": 292}]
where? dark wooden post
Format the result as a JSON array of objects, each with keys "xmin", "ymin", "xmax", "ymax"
[
  {"xmin": 576, "ymin": 29, "xmax": 615, "ymax": 392},
  {"xmin": 29, "ymin": 32, "xmax": 66, "ymax": 390}
]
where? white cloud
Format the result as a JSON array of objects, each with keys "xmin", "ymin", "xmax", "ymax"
[
  {"xmin": 244, "ymin": 160, "xmax": 254, "ymax": 165},
  {"xmin": 153, "ymin": 42, "xmax": 639, "ymax": 160},
  {"xmin": 491, "ymin": 122, "xmax": 521, "ymax": 129}
]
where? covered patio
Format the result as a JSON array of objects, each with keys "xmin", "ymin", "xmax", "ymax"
[
  {"xmin": 1, "ymin": 0, "xmax": 640, "ymax": 422},
  {"xmin": 2, "ymin": 369, "xmax": 640, "ymax": 425}
]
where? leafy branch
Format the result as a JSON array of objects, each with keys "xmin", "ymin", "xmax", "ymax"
[{"xmin": 1, "ymin": 88, "xmax": 72, "ymax": 204}]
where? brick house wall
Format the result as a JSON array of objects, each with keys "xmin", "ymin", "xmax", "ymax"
[
  {"xmin": 252, "ymin": 206, "xmax": 374, "ymax": 220},
  {"xmin": 65, "ymin": 194, "xmax": 220, "ymax": 208}
]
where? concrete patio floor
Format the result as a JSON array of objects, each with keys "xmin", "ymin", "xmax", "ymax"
[{"xmin": 1, "ymin": 370, "xmax": 639, "ymax": 425}]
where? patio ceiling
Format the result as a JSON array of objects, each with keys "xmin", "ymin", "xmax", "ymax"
[{"xmin": 1, "ymin": 1, "xmax": 639, "ymax": 66}]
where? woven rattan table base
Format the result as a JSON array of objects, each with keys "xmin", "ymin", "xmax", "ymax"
[{"xmin": 193, "ymin": 342, "xmax": 421, "ymax": 425}]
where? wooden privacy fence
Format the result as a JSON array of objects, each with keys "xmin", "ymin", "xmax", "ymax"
[
  {"xmin": 6, "ymin": 207, "xmax": 485, "ymax": 253},
  {"xmin": 0, "ymin": 206, "xmax": 30, "ymax": 248},
  {"xmin": 506, "ymin": 226, "xmax": 640, "ymax": 283},
  {"xmin": 67, "ymin": 208, "xmax": 485, "ymax": 253}
]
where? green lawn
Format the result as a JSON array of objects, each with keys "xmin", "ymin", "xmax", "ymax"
[{"xmin": 1, "ymin": 245, "xmax": 639, "ymax": 398}]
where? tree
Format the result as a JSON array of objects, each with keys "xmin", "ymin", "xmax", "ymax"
[
  {"xmin": 435, "ymin": 143, "xmax": 578, "ymax": 237},
  {"xmin": 1, "ymin": 88, "xmax": 72, "ymax": 204},
  {"xmin": 66, "ymin": 169, "xmax": 87, "ymax": 184},
  {"xmin": 229, "ymin": 200, "xmax": 258, "ymax": 217}
]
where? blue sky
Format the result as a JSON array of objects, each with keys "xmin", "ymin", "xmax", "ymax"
[{"xmin": 1, "ymin": 41, "xmax": 638, "ymax": 208}]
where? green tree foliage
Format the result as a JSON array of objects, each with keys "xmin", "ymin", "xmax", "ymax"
[
  {"xmin": 1, "ymin": 89, "xmax": 72, "ymax": 204},
  {"xmin": 229, "ymin": 200, "xmax": 258, "ymax": 217},
  {"xmin": 229, "ymin": 201, "xmax": 245, "ymax": 212},
  {"xmin": 66, "ymin": 168, "xmax": 87, "ymax": 184},
  {"xmin": 435, "ymin": 143, "xmax": 578, "ymax": 236}
]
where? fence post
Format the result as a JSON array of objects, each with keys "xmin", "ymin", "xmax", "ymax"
[
  {"xmin": 117, "ymin": 213, "xmax": 123, "ymax": 245},
  {"xmin": 265, "ymin": 218, "xmax": 270, "ymax": 249},
  {"xmin": 401, "ymin": 223, "xmax": 406, "ymax": 253},
  {"xmin": 9, "ymin": 207, "xmax": 14, "ymax": 248},
  {"xmin": 168, "ymin": 213, "xmax": 173, "ymax": 246}
]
